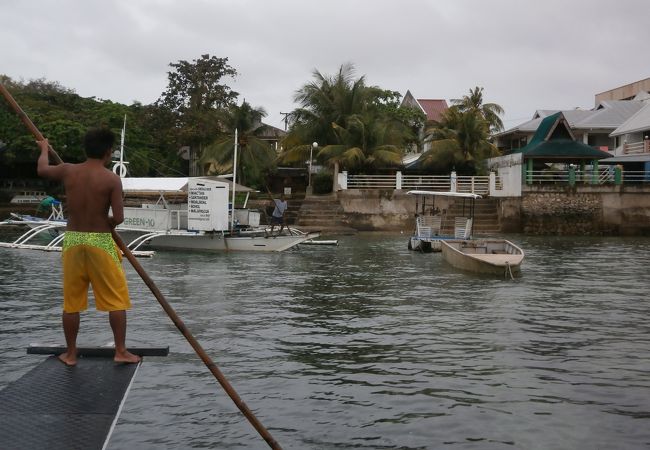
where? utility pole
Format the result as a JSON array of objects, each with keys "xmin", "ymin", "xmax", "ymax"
[{"xmin": 280, "ymin": 112, "xmax": 291, "ymax": 131}]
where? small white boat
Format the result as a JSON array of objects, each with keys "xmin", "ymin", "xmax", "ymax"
[
  {"xmin": 406, "ymin": 190, "xmax": 479, "ymax": 252},
  {"xmin": 440, "ymin": 239, "xmax": 524, "ymax": 278},
  {"xmin": 9, "ymin": 190, "xmax": 47, "ymax": 204}
]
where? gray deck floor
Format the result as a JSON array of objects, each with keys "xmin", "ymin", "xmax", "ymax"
[{"xmin": 0, "ymin": 356, "xmax": 140, "ymax": 450}]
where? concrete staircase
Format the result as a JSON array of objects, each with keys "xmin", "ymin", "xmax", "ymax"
[
  {"xmin": 441, "ymin": 197, "xmax": 500, "ymax": 236},
  {"xmin": 283, "ymin": 194, "xmax": 304, "ymax": 225},
  {"xmin": 295, "ymin": 195, "xmax": 352, "ymax": 232}
]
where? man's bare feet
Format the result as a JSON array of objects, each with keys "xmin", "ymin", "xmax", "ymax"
[
  {"xmin": 114, "ymin": 350, "xmax": 141, "ymax": 364},
  {"xmin": 57, "ymin": 352, "xmax": 77, "ymax": 367}
]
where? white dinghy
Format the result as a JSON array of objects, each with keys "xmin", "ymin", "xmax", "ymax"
[{"xmin": 441, "ymin": 239, "xmax": 525, "ymax": 278}]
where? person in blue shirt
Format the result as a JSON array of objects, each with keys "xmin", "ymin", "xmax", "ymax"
[{"xmin": 269, "ymin": 194, "xmax": 288, "ymax": 236}]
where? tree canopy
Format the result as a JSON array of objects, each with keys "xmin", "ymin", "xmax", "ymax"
[
  {"xmin": 1, "ymin": 63, "xmax": 506, "ymax": 184},
  {"xmin": 199, "ymin": 101, "xmax": 276, "ymax": 187},
  {"xmin": 418, "ymin": 88, "xmax": 503, "ymax": 174},
  {"xmin": 280, "ymin": 64, "xmax": 419, "ymax": 173},
  {"xmin": 0, "ymin": 76, "xmax": 167, "ymax": 177}
]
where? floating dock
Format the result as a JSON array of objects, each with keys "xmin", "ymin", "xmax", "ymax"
[{"xmin": 0, "ymin": 345, "xmax": 168, "ymax": 450}]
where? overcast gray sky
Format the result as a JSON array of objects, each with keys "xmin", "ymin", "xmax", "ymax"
[{"xmin": 3, "ymin": 0, "xmax": 648, "ymax": 130}]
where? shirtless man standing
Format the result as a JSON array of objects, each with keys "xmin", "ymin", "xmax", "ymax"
[{"xmin": 37, "ymin": 128, "xmax": 141, "ymax": 366}]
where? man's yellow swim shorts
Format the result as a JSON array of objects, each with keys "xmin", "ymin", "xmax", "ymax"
[{"xmin": 62, "ymin": 231, "xmax": 131, "ymax": 313}]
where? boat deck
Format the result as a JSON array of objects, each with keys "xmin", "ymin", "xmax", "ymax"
[{"xmin": 0, "ymin": 346, "xmax": 168, "ymax": 450}]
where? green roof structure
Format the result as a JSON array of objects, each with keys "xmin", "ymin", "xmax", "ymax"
[{"xmin": 514, "ymin": 112, "xmax": 611, "ymax": 160}]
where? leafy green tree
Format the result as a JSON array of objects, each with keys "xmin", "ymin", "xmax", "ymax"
[
  {"xmin": 0, "ymin": 75, "xmax": 168, "ymax": 177},
  {"xmin": 156, "ymin": 54, "xmax": 238, "ymax": 173},
  {"xmin": 130, "ymin": 103, "xmax": 185, "ymax": 176},
  {"xmin": 199, "ymin": 101, "xmax": 275, "ymax": 187}
]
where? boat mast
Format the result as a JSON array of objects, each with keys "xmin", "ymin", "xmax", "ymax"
[
  {"xmin": 112, "ymin": 115, "xmax": 128, "ymax": 178},
  {"xmin": 230, "ymin": 129, "xmax": 238, "ymax": 231}
]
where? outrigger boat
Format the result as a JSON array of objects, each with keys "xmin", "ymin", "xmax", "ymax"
[
  {"xmin": 116, "ymin": 127, "xmax": 318, "ymax": 252},
  {"xmin": 0, "ymin": 213, "xmax": 155, "ymax": 257},
  {"xmin": 9, "ymin": 196, "xmax": 66, "ymax": 228},
  {"xmin": 406, "ymin": 190, "xmax": 479, "ymax": 252},
  {"xmin": 117, "ymin": 176, "xmax": 319, "ymax": 252},
  {"xmin": 0, "ymin": 177, "xmax": 317, "ymax": 254}
]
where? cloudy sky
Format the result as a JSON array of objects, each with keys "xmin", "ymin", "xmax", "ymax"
[{"xmin": 3, "ymin": 0, "xmax": 648, "ymax": 130}]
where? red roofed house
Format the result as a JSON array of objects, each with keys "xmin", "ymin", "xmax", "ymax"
[{"xmin": 400, "ymin": 90, "xmax": 448, "ymax": 160}]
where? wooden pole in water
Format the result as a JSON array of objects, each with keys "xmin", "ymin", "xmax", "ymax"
[{"xmin": 0, "ymin": 83, "xmax": 283, "ymax": 450}]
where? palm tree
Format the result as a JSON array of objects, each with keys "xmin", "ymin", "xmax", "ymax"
[
  {"xmin": 452, "ymin": 86, "xmax": 504, "ymax": 133},
  {"xmin": 280, "ymin": 64, "xmax": 411, "ymax": 174},
  {"xmin": 199, "ymin": 101, "xmax": 276, "ymax": 187},
  {"xmin": 420, "ymin": 106, "xmax": 499, "ymax": 174}
]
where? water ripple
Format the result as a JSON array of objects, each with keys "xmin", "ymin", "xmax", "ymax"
[{"xmin": 1, "ymin": 234, "xmax": 650, "ymax": 449}]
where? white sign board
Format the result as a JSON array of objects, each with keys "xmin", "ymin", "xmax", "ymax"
[
  {"xmin": 187, "ymin": 179, "xmax": 229, "ymax": 231},
  {"xmin": 122, "ymin": 207, "xmax": 171, "ymax": 231}
]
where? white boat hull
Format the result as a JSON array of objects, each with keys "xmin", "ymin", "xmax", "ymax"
[
  {"xmin": 441, "ymin": 239, "xmax": 524, "ymax": 276},
  {"xmin": 122, "ymin": 229, "xmax": 319, "ymax": 252}
]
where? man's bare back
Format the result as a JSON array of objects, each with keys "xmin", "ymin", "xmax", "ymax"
[
  {"xmin": 61, "ymin": 161, "xmax": 124, "ymax": 232},
  {"xmin": 37, "ymin": 141, "xmax": 124, "ymax": 232}
]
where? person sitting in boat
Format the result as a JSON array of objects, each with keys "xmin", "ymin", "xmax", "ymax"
[
  {"xmin": 36, "ymin": 128, "xmax": 141, "ymax": 367},
  {"xmin": 269, "ymin": 194, "xmax": 288, "ymax": 236},
  {"xmin": 35, "ymin": 195, "xmax": 60, "ymax": 218}
]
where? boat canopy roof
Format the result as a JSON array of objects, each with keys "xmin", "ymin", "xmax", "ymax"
[
  {"xmin": 121, "ymin": 177, "xmax": 256, "ymax": 193},
  {"xmin": 407, "ymin": 190, "xmax": 481, "ymax": 199}
]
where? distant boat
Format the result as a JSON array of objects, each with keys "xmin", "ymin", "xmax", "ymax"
[
  {"xmin": 113, "ymin": 128, "xmax": 318, "ymax": 253},
  {"xmin": 118, "ymin": 177, "xmax": 318, "ymax": 252},
  {"xmin": 406, "ymin": 190, "xmax": 479, "ymax": 252},
  {"xmin": 9, "ymin": 191, "xmax": 47, "ymax": 204},
  {"xmin": 440, "ymin": 239, "xmax": 524, "ymax": 278}
]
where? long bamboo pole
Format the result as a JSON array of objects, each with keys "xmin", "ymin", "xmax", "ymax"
[{"xmin": 0, "ymin": 83, "xmax": 282, "ymax": 450}]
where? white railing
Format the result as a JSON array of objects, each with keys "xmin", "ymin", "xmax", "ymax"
[
  {"xmin": 402, "ymin": 175, "xmax": 451, "ymax": 191},
  {"xmin": 457, "ymin": 176, "xmax": 490, "ymax": 194},
  {"xmin": 347, "ymin": 174, "xmax": 399, "ymax": 189},
  {"xmin": 342, "ymin": 171, "xmax": 491, "ymax": 194}
]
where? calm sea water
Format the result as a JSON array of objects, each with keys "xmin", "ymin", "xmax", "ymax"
[{"xmin": 1, "ymin": 233, "xmax": 649, "ymax": 449}]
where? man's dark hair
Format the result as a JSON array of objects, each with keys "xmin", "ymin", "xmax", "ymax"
[{"xmin": 84, "ymin": 127, "xmax": 115, "ymax": 159}]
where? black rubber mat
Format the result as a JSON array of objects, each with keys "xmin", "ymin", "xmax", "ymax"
[{"xmin": 0, "ymin": 356, "xmax": 139, "ymax": 450}]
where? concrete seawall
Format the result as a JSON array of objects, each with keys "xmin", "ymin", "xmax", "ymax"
[
  {"xmin": 333, "ymin": 186, "xmax": 650, "ymax": 236},
  {"xmin": 513, "ymin": 185, "xmax": 650, "ymax": 236},
  {"xmin": 3, "ymin": 185, "xmax": 649, "ymax": 236}
]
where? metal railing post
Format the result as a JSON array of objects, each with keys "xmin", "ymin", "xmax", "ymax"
[
  {"xmin": 568, "ymin": 165, "xmax": 576, "ymax": 186},
  {"xmin": 339, "ymin": 171, "xmax": 348, "ymax": 190}
]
